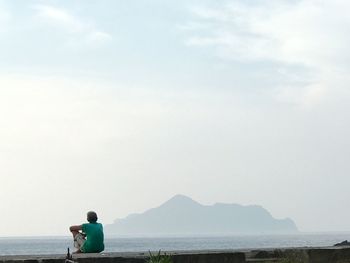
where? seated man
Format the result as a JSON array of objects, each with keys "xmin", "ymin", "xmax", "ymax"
[{"xmin": 69, "ymin": 211, "xmax": 104, "ymax": 253}]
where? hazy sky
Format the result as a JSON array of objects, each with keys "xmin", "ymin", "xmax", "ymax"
[{"xmin": 1, "ymin": 0, "xmax": 350, "ymax": 236}]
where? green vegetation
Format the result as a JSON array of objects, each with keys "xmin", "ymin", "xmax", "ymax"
[
  {"xmin": 280, "ymin": 259, "xmax": 304, "ymax": 263},
  {"xmin": 279, "ymin": 251, "xmax": 306, "ymax": 263},
  {"xmin": 146, "ymin": 251, "xmax": 173, "ymax": 263}
]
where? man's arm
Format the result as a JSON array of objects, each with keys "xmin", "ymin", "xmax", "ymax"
[{"xmin": 69, "ymin": 225, "xmax": 83, "ymax": 232}]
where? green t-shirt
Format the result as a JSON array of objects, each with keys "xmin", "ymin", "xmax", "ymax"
[{"xmin": 81, "ymin": 222, "xmax": 104, "ymax": 253}]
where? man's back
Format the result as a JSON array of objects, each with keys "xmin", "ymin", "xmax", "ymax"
[{"xmin": 81, "ymin": 222, "xmax": 104, "ymax": 253}]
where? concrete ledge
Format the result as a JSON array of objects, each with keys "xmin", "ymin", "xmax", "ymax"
[
  {"xmin": 0, "ymin": 251, "xmax": 246, "ymax": 263},
  {"xmin": 171, "ymin": 252, "xmax": 245, "ymax": 263},
  {"xmin": 2, "ymin": 247, "xmax": 350, "ymax": 263},
  {"xmin": 247, "ymin": 246, "xmax": 350, "ymax": 262},
  {"xmin": 307, "ymin": 247, "xmax": 350, "ymax": 263}
]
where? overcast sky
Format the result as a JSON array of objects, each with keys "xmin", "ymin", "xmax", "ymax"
[{"xmin": 1, "ymin": 0, "xmax": 350, "ymax": 237}]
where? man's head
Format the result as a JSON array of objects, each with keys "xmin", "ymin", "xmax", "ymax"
[{"xmin": 87, "ymin": 211, "xmax": 98, "ymax": 223}]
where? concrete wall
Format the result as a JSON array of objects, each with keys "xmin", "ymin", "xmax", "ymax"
[
  {"xmin": 2, "ymin": 247, "xmax": 350, "ymax": 263},
  {"xmin": 0, "ymin": 252, "xmax": 246, "ymax": 263},
  {"xmin": 247, "ymin": 247, "xmax": 350, "ymax": 262}
]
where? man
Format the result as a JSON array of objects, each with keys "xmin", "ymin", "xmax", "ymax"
[{"xmin": 69, "ymin": 211, "xmax": 104, "ymax": 253}]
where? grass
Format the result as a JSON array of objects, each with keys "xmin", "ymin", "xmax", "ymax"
[
  {"xmin": 279, "ymin": 250, "xmax": 306, "ymax": 263},
  {"xmin": 146, "ymin": 250, "xmax": 173, "ymax": 263}
]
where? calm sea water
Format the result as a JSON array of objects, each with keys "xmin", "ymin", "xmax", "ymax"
[{"xmin": 0, "ymin": 233, "xmax": 349, "ymax": 256}]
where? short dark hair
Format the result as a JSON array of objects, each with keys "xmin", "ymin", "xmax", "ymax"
[{"xmin": 87, "ymin": 211, "xmax": 98, "ymax": 223}]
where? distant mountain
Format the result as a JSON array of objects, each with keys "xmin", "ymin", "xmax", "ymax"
[{"xmin": 105, "ymin": 195, "xmax": 298, "ymax": 236}]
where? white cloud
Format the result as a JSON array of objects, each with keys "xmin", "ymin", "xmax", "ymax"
[
  {"xmin": 34, "ymin": 5, "xmax": 84, "ymax": 33},
  {"xmin": 183, "ymin": 0, "xmax": 350, "ymax": 107},
  {"xmin": 33, "ymin": 4, "xmax": 112, "ymax": 45},
  {"xmin": 88, "ymin": 31, "xmax": 113, "ymax": 43}
]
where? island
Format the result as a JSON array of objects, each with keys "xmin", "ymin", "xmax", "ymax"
[{"xmin": 105, "ymin": 194, "xmax": 298, "ymax": 235}]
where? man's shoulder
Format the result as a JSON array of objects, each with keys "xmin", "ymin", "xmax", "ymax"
[{"xmin": 83, "ymin": 222, "xmax": 103, "ymax": 228}]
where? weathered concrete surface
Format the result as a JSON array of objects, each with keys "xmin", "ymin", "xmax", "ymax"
[
  {"xmin": 171, "ymin": 252, "xmax": 245, "ymax": 263},
  {"xmin": 307, "ymin": 247, "xmax": 350, "ymax": 263},
  {"xmin": 2, "ymin": 247, "xmax": 350, "ymax": 263},
  {"xmin": 0, "ymin": 251, "xmax": 245, "ymax": 263},
  {"xmin": 247, "ymin": 246, "xmax": 350, "ymax": 262}
]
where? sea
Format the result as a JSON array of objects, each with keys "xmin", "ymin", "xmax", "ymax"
[{"xmin": 0, "ymin": 233, "xmax": 349, "ymax": 256}]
